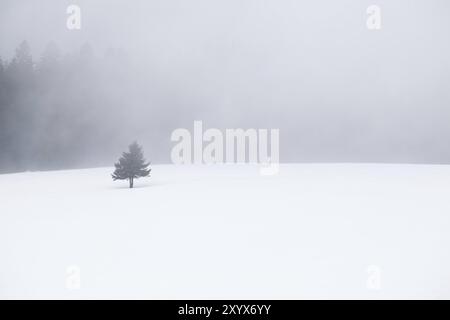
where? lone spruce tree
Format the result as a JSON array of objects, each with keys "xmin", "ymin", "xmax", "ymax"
[{"xmin": 112, "ymin": 142, "xmax": 151, "ymax": 188}]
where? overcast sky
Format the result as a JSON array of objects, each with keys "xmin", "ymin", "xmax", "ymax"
[{"xmin": 1, "ymin": 0, "xmax": 450, "ymax": 164}]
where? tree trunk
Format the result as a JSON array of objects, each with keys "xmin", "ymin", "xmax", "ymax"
[{"xmin": 129, "ymin": 177, "xmax": 134, "ymax": 188}]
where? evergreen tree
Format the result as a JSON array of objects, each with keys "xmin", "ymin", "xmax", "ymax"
[
  {"xmin": 8, "ymin": 41, "xmax": 34, "ymax": 78},
  {"xmin": 4, "ymin": 41, "xmax": 36, "ymax": 171},
  {"xmin": 112, "ymin": 142, "xmax": 151, "ymax": 188},
  {"xmin": 38, "ymin": 42, "xmax": 61, "ymax": 74}
]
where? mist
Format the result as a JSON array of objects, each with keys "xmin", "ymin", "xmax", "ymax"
[{"xmin": 1, "ymin": 0, "xmax": 450, "ymax": 173}]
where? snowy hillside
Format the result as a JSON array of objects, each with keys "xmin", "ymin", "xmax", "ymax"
[{"xmin": 1, "ymin": 163, "xmax": 450, "ymax": 299}]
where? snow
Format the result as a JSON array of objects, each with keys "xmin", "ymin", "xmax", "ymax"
[{"xmin": 1, "ymin": 163, "xmax": 450, "ymax": 299}]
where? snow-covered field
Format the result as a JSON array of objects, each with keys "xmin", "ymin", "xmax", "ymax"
[{"xmin": 1, "ymin": 163, "xmax": 450, "ymax": 299}]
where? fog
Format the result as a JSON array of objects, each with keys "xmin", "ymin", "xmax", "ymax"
[{"xmin": 1, "ymin": 0, "xmax": 450, "ymax": 173}]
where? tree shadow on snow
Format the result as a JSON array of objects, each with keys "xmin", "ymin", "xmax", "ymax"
[{"xmin": 108, "ymin": 180, "xmax": 166, "ymax": 190}]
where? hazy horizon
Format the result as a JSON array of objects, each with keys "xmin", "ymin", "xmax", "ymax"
[{"xmin": 1, "ymin": 0, "xmax": 450, "ymax": 172}]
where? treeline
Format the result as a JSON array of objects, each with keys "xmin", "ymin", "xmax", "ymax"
[{"xmin": 0, "ymin": 41, "xmax": 168, "ymax": 173}]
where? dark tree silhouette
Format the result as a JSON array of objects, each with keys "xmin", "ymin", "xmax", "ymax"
[
  {"xmin": 8, "ymin": 41, "xmax": 34, "ymax": 84},
  {"xmin": 112, "ymin": 142, "xmax": 151, "ymax": 188}
]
